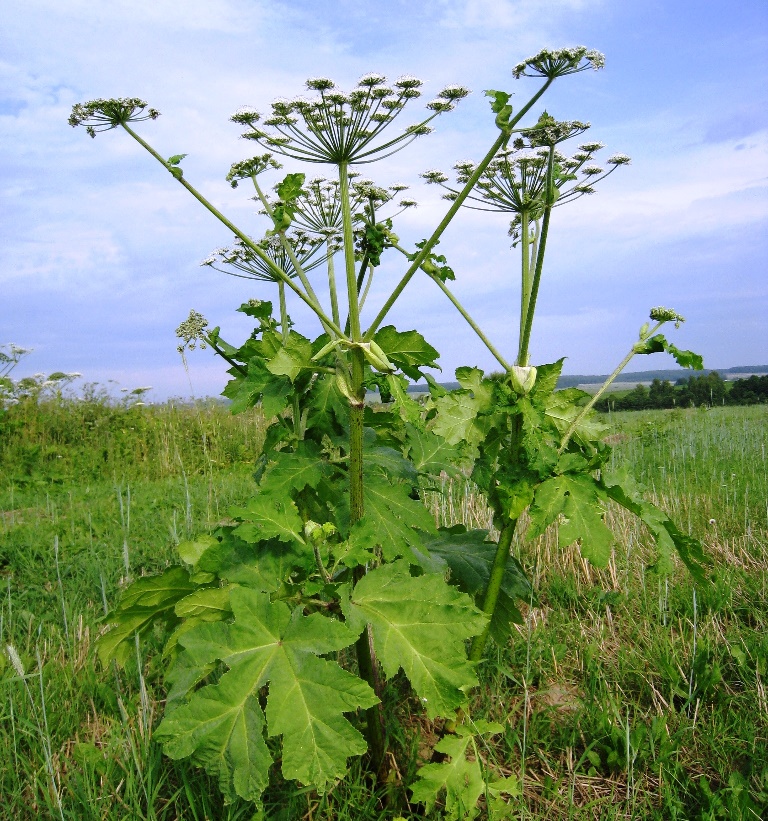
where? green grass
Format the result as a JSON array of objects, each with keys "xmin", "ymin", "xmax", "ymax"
[{"xmin": 1, "ymin": 400, "xmax": 766, "ymax": 819}]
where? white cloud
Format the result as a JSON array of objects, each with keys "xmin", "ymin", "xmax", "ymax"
[{"xmin": 555, "ymin": 129, "xmax": 768, "ymax": 246}]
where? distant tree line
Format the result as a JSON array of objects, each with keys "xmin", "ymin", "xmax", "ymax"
[{"xmin": 594, "ymin": 372, "xmax": 768, "ymax": 412}]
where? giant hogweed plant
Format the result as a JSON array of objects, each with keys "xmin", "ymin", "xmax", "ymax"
[{"xmin": 70, "ymin": 47, "xmax": 707, "ymax": 818}]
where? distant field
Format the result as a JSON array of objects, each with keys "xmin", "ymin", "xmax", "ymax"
[{"xmin": 1, "ymin": 400, "xmax": 766, "ymax": 819}]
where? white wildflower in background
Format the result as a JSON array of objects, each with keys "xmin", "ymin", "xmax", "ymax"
[{"xmin": 175, "ymin": 309, "xmax": 210, "ymax": 353}]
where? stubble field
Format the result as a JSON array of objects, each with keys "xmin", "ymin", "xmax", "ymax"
[{"xmin": 1, "ymin": 398, "xmax": 766, "ymax": 820}]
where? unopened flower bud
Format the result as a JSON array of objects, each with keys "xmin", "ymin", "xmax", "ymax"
[{"xmin": 510, "ymin": 365, "xmax": 537, "ymax": 395}]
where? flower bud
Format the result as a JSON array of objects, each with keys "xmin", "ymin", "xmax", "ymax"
[{"xmin": 509, "ymin": 365, "xmax": 537, "ymax": 395}]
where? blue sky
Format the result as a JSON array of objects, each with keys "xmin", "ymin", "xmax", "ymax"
[{"xmin": 2, "ymin": 0, "xmax": 766, "ymax": 399}]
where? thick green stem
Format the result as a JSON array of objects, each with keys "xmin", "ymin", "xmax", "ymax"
[
  {"xmin": 558, "ymin": 320, "xmax": 667, "ymax": 453},
  {"xmin": 517, "ymin": 148, "xmax": 556, "ymax": 366},
  {"xmin": 364, "ymin": 76, "xmax": 555, "ymax": 340},
  {"xmin": 469, "ymin": 521, "xmax": 518, "ymax": 662},
  {"xmin": 519, "ymin": 210, "xmax": 531, "ymax": 355},
  {"xmin": 349, "ymin": 348, "xmax": 386, "ymax": 767},
  {"xmin": 278, "ymin": 280, "xmax": 289, "ymax": 340},
  {"xmin": 340, "ymin": 161, "xmax": 387, "ymax": 766},
  {"xmin": 339, "ymin": 163, "xmax": 362, "ymax": 341},
  {"xmin": 278, "ymin": 281, "xmax": 303, "ymax": 440},
  {"xmin": 120, "ymin": 123, "xmax": 347, "ymax": 340},
  {"xmin": 326, "ymin": 245, "xmax": 341, "ymax": 328}
]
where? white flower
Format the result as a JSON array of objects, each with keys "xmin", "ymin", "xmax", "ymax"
[
  {"xmin": 305, "ymin": 77, "xmax": 335, "ymax": 91},
  {"xmin": 394, "ymin": 75, "xmax": 423, "ymax": 89},
  {"xmin": 358, "ymin": 73, "xmax": 387, "ymax": 87},
  {"xmin": 421, "ymin": 169, "xmax": 449, "ymax": 183},
  {"xmin": 438, "ymin": 85, "xmax": 470, "ymax": 101},
  {"xmin": 578, "ymin": 142, "xmax": 605, "ymax": 152},
  {"xmin": 426, "ymin": 99, "xmax": 454, "ymax": 112}
]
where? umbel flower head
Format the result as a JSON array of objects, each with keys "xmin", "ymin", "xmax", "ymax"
[
  {"xmin": 226, "ymin": 154, "xmax": 283, "ymax": 187},
  {"xmin": 650, "ymin": 306, "xmax": 685, "ymax": 327},
  {"xmin": 523, "ymin": 111, "xmax": 590, "ymax": 147},
  {"xmin": 201, "ymin": 232, "xmax": 326, "ymax": 283},
  {"xmin": 230, "ymin": 73, "xmax": 470, "ymax": 165},
  {"xmin": 259, "ymin": 175, "xmax": 416, "ymax": 239},
  {"xmin": 512, "ymin": 46, "xmax": 605, "ymax": 79},
  {"xmin": 424, "ymin": 132, "xmax": 629, "ymax": 242},
  {"xmin": 175, "ymin": 309, "xmax": 209, "ymax": 353},
  {"xmin": 69, "ymin": 98, "xmax": 160, "ymax": 138}
]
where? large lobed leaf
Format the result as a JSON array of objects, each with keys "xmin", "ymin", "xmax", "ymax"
[
  {"xmin": 231, "ymin": 495, "xmax": 306, "ymax": 546},
  {"xmin": 95, "ymin": 566, "xmax": 198, "ymax": 666},
  {"xmin": 432, "ymin": 391, "xmax": 484, "ymax": 447},
  {"xmin": 222, "ymin": 357, "xmax": 292, "ymax": 417},
  {"xmin": 346, "ymin": 474, "xmax": 437, "ymax": 563},
  {"xmin": 341, "ymin": 561, "xmax": 487, "ymax": 718},
  {"xmin": 265, "ymin": 331, "xmax": 314, "ymax": 382},
  {"xmin": 156, "ymin": 588, "xmax": 378, "ymax": 802},
  {"xmin": 527, "ymin": 473, "xmax": 614, "ymax": 567},
  {"xmin": 197, "ymin": 532, "xmax": 313, "ymax": 593},
  {"xmin": 602, "ymin": 468, "xmax": 709, "ymax": 582},
  {"xmin": 405, "ymin": 422, "xmax": 460, "ymax": 476},
  {"xmin": 373, "ymin": 325, "xmax": 440, "ymax": 380},
  {"xmin": 257, "ymin": 441, "xmax": 327, "ymax": 497}
]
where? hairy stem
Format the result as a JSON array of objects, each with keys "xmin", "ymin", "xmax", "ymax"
[
  {"xmin": 441, "ymin": 519, "xmax": 518, "ymax": 738},
  {"xmin": 519, "ymin": 210, "xmax": 531, "ymax": 355},
  {"xmin": 278, "ymin": 280, "xmax": 303, "ymax": 440},
  {"xmin": 339, "ymin": 163, "xmax": 362, "ymax": 341}
]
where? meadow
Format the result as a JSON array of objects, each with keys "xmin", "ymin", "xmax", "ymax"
[{"xmin": 1, "ymin": 396, "xmax": 766, "ymax": 820}]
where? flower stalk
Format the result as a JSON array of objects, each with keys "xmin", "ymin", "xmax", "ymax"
[{"xmin": 119, "ymin": 122, "xmax": 347, "ymax": 340}]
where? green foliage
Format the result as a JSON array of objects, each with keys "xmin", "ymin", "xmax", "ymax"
[
  {"xmin": 341, "ymin": 561, "xmax": 486, "ymax": 718},
  {"xmin": 271, "ymin": 172, "xmax": 306, "ymax": 231},
  {"xmin": 411, "ymin": 722, "xmax": 519, "ymax": 819},
  {"xmin": 156, "ymin": 588, "xmax": 377, "ymax": 801},
  {"xmin": 166, "ymin": 154, "xmax": 187, "ymax": 179},
  {"xmin": 427, "ymin": 526, "xmax": 534, "ymax": 640},
  {"xmin": 484, "ymin": 89, "xmax": 514, "ymax": 134},
  {"xmin": 408, "ymin": 239, "xmax": 456, "ymax": 282},
  {"xmin": 373, "ymin": 326, "xmax": 440, "ymax": 381},
  {"xmin": 634, "ymin": 333, "xmax": 704, "ymax": 370}
]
